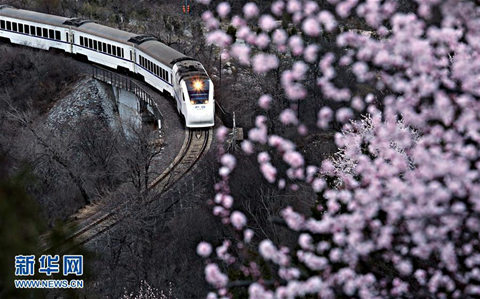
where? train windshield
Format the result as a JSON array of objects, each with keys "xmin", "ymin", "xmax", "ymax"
[{"xmin": 186, "ymin": 78, "xmax": 209, "ymax": 104}]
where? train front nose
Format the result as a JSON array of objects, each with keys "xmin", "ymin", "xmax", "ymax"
[
  {"xmin": 184, "ymin": 78, "xmax": 214, "ymax": 127},
  {"xmin": 186, "ymin": 103, "xmax": 214, "ymax": 127}
]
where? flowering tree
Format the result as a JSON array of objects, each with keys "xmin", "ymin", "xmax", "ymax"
[{"xmin": 196, "ymin": 0, "xmax": 480, "ymax": 297}]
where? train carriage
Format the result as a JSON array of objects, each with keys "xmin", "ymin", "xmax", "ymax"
[{"xmin": 0, "ymin": 5, "xmax": 214, "ymax": 128}]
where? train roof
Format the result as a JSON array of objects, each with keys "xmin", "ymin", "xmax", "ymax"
[
  {"xmin": 0, "ymin": 6, "xmax": 69, "ymax": 27},
  {"xmin": 0, "ymin": 5, "xmax": 192, "ymax": 67},
  {"xmin": 75, "ymin": 22, "xmax": 137, "ymax": 44},
  {"xmin": 138, "ymin": 40, "xmax": 188, "ymax": 67}
]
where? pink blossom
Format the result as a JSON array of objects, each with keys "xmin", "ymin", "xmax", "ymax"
[
  {"xmin": 279, "ymin": 109, "xmax": 299, "ymax": 125},
  {"xmin": 271, "ymin": 1, "xmax": 285, "ymax": 16},
  {"xmin": 197, "ymin": 242, "xmax": 213, "ymax": 257},
  {"xmin": 206, "ymin": 30, "xmax": 232, "ymax": 47},
  {"xmin": 248, "ymin": 127, "xmax": 267, "ymax": 144},
  {"xmin": 336, "ymin": 0, "xmax": 359, "ymax": 18},
  {"xmin": 281, "ymin": 207, "xmax": 304, "ymax": 231},
  {"xmin": 221, "ymin": 154, "xmax": 236, "ymax": 170},
  {"xmin": 302, "ymin": 18, "xmax": 321, "ymax": 36},
  {"xmin": 206, "ymin": 292, "xmax": 217, "ymax": 299},
  {"xmin": 220, "ymin": 50, "xmax": 230, "ymax": 61},
  {"xmin": 236, "ymin": 26, "xmax": 250, "ymax": 40},
  {"xmin": 318, "ymin": 10, "xmax": 337, "ymax": 31},
  {"xmin": 298, "ymin": 251, "xmax": 328, "ymax": 270},
  {"xmin": 219, "ymin": 167, "xmax": 230, "ymax": 177},
  {"xmin": 255, "ymin": 33, "xmax": 270, "ymax": 49},
  {"xmin": 230, "ymin": 43, "xmax": 250, "ymax": 65},
  {"xmin": 201, "ymin": 1, "xmax": 480, "ymax": 297},
  {"xmin": 298, "ymin": 233, "xmax": 314, "ymax": 250},
  {"xmin": 222, "ymin": 195, "xmax": 233, "ymax": 209},
  {"xmin": 257, "ymin": 152, "xmax": 271, "ymax": 164},
  {"xmin": 304, "ymin": 44, "xmax": 319, "ymax": 63},
  {"xmin": 288, "ymin": 35, "xmax": 304, "ymax": 56},
  {"xmin": 259, "ymin": 240, "xmax": 277, "ymax": 259},
  {"xmin": 205, "ymin": 264, "xmax": 228, "ymax": 288},
  {"xmin": 317, "ymin": 106, "xmax": 333, "ymax": 128},
  {"xmin": 336, "ymin": 107, "xmax": 354, "ymax": 123},
  {"xmin": 249, "ymin": 283, "xmax": 274, "ymax": 299},
  {"xmin": 258, "ymin": 94, "xmax": 272, "ymax": 110},
  {"xmin": 260, "ymin": 162, "xmax": 277, "ymax": 183},
  {"xmin": 230, "ymin": 211, "xmax": 247, "ymax": 230},
  {"xmin": 216, "ymin": 2, "xmax": 231, "ymax": 18},
  {"xmin": 305, "ymin": 1, "xmax": 319, "ymax": 15},
  {"xmin": 283, "ymin": 151, "xmax": 304, "ymax": 168},
  {"xmin": 241, "ymin": 140, "xmax": 254, "ymax": 154},
  {"xmin": 244, "ymin": 229, "xmax": 254, "ymax": 243},
  {"xmin": 287, "ymin": 0, "xmax": 302, "ymax": 13},
  {"xmin": 231, "ymin": 15, "xmax": 245, "ymax": 28},
  {"xmin": 259, "ymin": 15, "xmax": 278, "ymax": 32},
  {"xmin": 252, "ymin": 54, "xmax": 279, "ymax": 73},
  {"xmin": 243, "ymin": 2, "xmax": 259, "ymax": 19},
  {"xmin": 298, "ymin": 124, "xmax": 308, "ymax": 135},
  {"xmin": 273, "ymin": 29, "xmax": 288, "ymax": 45},
  {"xmin": 216, "ymin": 126, "xmax": 228, "ymax": 142},
  {"xmin": 312, "ymin": 178, "xmax": 326, "ymax": 192},
  {"xmin": 202, "ymin": 11, "xmax": 214, "ymax": 22}
]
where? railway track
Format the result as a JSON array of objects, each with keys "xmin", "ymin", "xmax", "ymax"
[{"xmin": 43, "ymin": 128, "xmax": 212, "ymax": 252}]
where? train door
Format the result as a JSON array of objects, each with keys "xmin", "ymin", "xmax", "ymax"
[{"xmin": 130, "ymin": 48, "xmax": 136, "ymax": 72}]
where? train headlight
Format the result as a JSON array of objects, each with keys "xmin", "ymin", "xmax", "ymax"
[
  {"xmin": 193, "ymin": 80, "xmax": 204, "ymax": 91},
  {"xmin": 190, "ymin": 100, "xmax": 195, "ymax": 105}
]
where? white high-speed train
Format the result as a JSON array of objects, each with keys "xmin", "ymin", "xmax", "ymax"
[{"xmin": 0, "ymin": 5, "xmax": 214, "ymax": 128}]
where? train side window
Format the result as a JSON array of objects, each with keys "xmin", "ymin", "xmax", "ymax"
[
  {"xmin": 107, "ymin": 44, "xmax": 112, "ymax": 54},
  {"xmin": 36, "ymin": 27, "xmax": 41, "ymax": 36},
  {"xmin": 19, "ymin": 24, "xmax": 23, "ymax": 33},
  {"xmin": 121, "ymin": 48, "xmax": 124, "ymax": 58},
  {"xmin": 6, "ymin": 21, "xmax": 11, "ymax": 31},
  {"xmin": 102, "ymin": 42, "xmax": 106, "ymax": 52},
  {"xmin": 93, "ymin": 40, "xmax": 97, "ymax": 50},
  {"xmin": 42, "ymin": 28, "xmax": 47, "ymax": 38},
  {"xmin": 55, "ymin": 30, "xmax": 60, "ymax": 40},
  {"xmin": 12, "ymin": 22, "xmax": 17, "ymax": 32},
  {"xmin": 49, "ymin": 29, "xmax": 54, "ymax": 39},
  {"xmin": 25, "ymin": 25, "xmax": 29, "ymax": 34},
  {"xmin": 112, "ymin": 46, "xmax": 116, "ymax": 56},
  {"xmin": 66, "ymin": 32, "xmax": 68, "ymax": 42},
  {"xmin": 0, "ymin": 20, "xmax": 5, "ymax": 30},
  {"xmin": 88, "ymin": 39, "xmax": 91, "ymax": 48},
  {"xmin": 80, "ymin": 36, "xmax": 83, "ymax": 46},
  {"xmin": 30, "ymin": 26, "xmax": 35, "ymax": 35}
]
